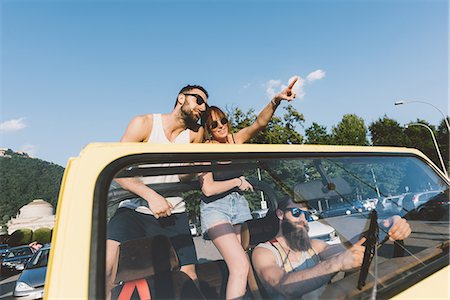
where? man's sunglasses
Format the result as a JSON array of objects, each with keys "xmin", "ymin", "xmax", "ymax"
[
  {"xmin": 284, "ymin": 207, "xmax": 313, "ymax": 221},
  {"xmin": 184, "ymin": 93, "xmax": 207, "ymax": 106},
  {"xmin": 210, "ymin": 117, "xmax": 228, "ymax": 129}
]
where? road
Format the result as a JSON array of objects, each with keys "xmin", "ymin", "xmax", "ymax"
[{"xmin": 1, "ymin": 216, "xmax": 447, "ymax": 299}]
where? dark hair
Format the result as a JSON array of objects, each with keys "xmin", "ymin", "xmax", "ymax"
[
  {"xmin": 277, "ymin": 196, "xmax": 308, "ymax": 210},
  {"xmin": 203, "ymin": 106, "xmax": 231, "ymax": 139},
  {"xmin": 277, "ymin": 196, "xmax": 292, "ymax": 211},
  {"xmin": 174, "ymin": 84, "xmax": 209, "ymax": 107}
]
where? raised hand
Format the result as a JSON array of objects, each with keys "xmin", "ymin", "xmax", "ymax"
[
  {"xmin": 382, "ymin": 215, "xmax": 412, "ymax": 241},
  {"xmin": 273, "ymin": 77, "xmax": 299, "ymax": 103}
]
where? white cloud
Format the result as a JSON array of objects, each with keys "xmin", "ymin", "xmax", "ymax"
[
  {"xmin": 0, "ymin": 118, "xmax": 27, "ymax": 133},
  {"xmin": 19, "ymin": 144, "xmax": 37, "ymax": 157},
  {"xmin": 265, "ymin": 79, "xmax": 282, "ymax": 99},
  {"xmin": 265, "ymin": 70, "xmax": 325, "ymax": 100},
  {"xmin": 306, "ymin": 69, "xmax": 326, "ymax": 83},
  {"xmin": 266, "ymin": 76, "xmax": 306, "ymax": 99}
]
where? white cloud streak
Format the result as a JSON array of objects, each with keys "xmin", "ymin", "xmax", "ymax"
[
  {"xmin": 306, "ymin": 69, "xmax": 326, "ymax": 83},
  {"xmin": 265, "ymin": 69, "xmax": 325, "ymax": 99},
  {"xmin": 0, "ymin": 118, "xmax": 27, "ymax": 133}
]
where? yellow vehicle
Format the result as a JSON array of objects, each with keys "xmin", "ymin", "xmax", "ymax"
[{"xmin": 45, "ymin": 143, "xmax": 449, "ymax": 299}]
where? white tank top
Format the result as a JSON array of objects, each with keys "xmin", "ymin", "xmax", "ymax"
[{"xmin": 119, "ymin": 114, "xmax": 191, "ymax": 214}]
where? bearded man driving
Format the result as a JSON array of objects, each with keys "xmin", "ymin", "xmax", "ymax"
[{"xmin": 252, "ymin": 197, "xmax": 412, "ymax": 299}]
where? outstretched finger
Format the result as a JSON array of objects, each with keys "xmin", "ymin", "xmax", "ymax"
[
  {"xmin": 354, "ymin": 237, "xmax": 367, "ymax": 246},
  {"xmin": 288, "ymin": 77, "xmax": 298, "ymax": 89}
]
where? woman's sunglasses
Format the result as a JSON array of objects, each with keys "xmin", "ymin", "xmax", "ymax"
[
  {"xmin": 184, "ymin": 93, "xmax": 207, "ymax": 106},
  {"xmin": 210, "ymin": 117, "xmax": 228, "ymax": 129},
  {"xmin": 284, "ymin": 207, "xmax": 313, "ymax": 221}
]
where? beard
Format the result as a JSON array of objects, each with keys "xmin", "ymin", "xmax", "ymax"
[
  {"xmin": 180, "ymin": 101, "xmax": 200, "ymax": 126},
  {"xmin": 281, "ymin": 218, "xmax": 312, "ymax": 252}
]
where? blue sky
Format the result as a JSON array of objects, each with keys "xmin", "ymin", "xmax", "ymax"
[{"xmin": 1, "ymin": 0, "xmax": 448, "ymax": 166}]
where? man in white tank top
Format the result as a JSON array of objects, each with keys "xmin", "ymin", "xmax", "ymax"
[
  {"xmin": 106, "ymin": 85, "xmax": 208, "ymax": 298},
  {"xmin": 252, "ymin": 197, "xmax": 412, "ymax": 299}
]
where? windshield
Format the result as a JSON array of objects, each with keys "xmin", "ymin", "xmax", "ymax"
[
  {"xmin": 7, "ymin": 247, "xmax": 32, "ymax": 258},
  {"xmin": 27, "ymin": 248, "xmax": 50, "ymax": 269},
  {"xmin": 107, "ymin": 153, "xmax": 449, "ymax": 299}
]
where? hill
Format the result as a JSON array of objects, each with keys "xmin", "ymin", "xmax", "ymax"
[{"xmin": 0, "ymin": 149, "xmax": 64, "ymax": 224}]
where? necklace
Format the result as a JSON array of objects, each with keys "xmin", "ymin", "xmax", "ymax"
[{"xmin": 276, "ymin": 239, "xmax": 295, "ymax": 271}]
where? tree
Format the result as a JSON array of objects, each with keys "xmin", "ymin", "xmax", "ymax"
[
  {"xmin": 331, "ymin": 114, "xmax": 369, "ymax": 145},
  {"xmin": 436, "ymin": 118, "xmax": 449, "ymax": 172},
  {"xmin": 0, "ymin": 151, "xmax": 64, "ymax": 225},
  {"xmin": 228, "ymin": 104, "xmax": 305, "ymax": 144},
  {"xmin": 369, "ymin": 116, "xmax": 405, "ymax": 146},
  {"xmin": 404, "ymin": 120, "xmax": 441, "ymax": 169},
  {"xmin": 305, "ymin": 122, "xmax": 331, "ymax": 144}
]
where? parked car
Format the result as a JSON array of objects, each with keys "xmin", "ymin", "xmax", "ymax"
[
  {"xmin": 1, "ymin": 245, "xmax": 34, "ymax": 274},
  {"xmin": 13, "ymin": 245, "xmax": 50, "ymax": 299},
  {"xmin": 0, "ymin": 244, "xmax": 9, "ymax": 259},
  {"xmin": 406, "ymin": 190, "xmax": 449, "ymax": 221},
  {"xmin": 251, "ymin": 209, "xmax": 269, "ymax": 219},
  {"xmin": 319, "ymin": 201, "xmax": 366, "ymax": 218},
  {"xmin": 379, "ymin": 190, "xmax": 444, "ymax": 217}
]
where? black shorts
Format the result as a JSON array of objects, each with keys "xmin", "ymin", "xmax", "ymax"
[{"xmin": 107, "ymin": 208, "xmax": 197, "ymax": 266}]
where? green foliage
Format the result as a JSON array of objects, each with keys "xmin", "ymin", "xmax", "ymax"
[
  {"xmin": 0, "ymin": 150, "xmax": 64, "ymax": 225},
  {"xmin": 305, "ymin": 122, "xmax": 331, "ymax": 144},
  {"xmin": 404, "ymin": 120, "xmax": 442, "ymax": 171},
  {"xmin": 8, "ymin": 228, "xmax": 33, "ymax": 246},
  {"xmin": 183, "ymin": 190, "xmax": 203, "ymax": 224},
  {"xmin": 227, "ymin": 104, "xmax": 305, "ymax": 144},
  {"xmin": 436, "ymin": 118, "xmax": 449, "ymax": 172},
  {"xmin": 32, "ymin": 227, "xmax": 52, "ymax": 244},
  {"xmin": 331, "ymin": 114, "xmax": 369, "ymax": 146},
  {"xmin": 369, "ymin": 116, "xmax": 405, "ymax": 146}
]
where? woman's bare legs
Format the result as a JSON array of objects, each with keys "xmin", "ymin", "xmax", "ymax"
[{"xmin": 208, "ymin": 222, "xmax": 249, "ymax": 299}]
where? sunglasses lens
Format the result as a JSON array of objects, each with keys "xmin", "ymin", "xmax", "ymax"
[
  {"xmin": 195, "ymin": 96, "xmax": 205, "ymax": 105},
  {"xmin": 221, "ymin": 117, "xmax": 228, "ymax": 125},
  {"xmin": 289, "ymin": 208, "xmax": 311, "ymax": 220},
  {"xmin": 291, "ymin": 208, "xmax": 301, "ymax": 217},
  {"xmin": 211, "ymin": 121, "xmax": 218, "ymax": 129}
]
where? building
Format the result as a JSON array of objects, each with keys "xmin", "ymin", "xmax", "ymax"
[{"xmin": 6, "ymin": 199, "xmax": 55, "ymax": 235}]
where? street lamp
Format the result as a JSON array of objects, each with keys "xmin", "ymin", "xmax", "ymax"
[
  {"xmin": 395, "ymin": 100, "xmax": 450, "ymax": 133},
  {"xmin": 405, "ymin": 123, "xmax": 448, "ymax": 177}
]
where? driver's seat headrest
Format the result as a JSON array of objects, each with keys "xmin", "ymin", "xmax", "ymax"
[{"xmin": 241, "ymin": 210, "xmax": 279, "ymax": 251}]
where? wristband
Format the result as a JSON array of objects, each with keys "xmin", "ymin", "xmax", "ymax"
[{"xmin": 238, "ymin": 178, "xmax": 243, "ymax": 187}]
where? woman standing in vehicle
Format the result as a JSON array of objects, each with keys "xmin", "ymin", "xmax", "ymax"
[{"xmin": 199, "ymin": 78, "xmax": 298, "ymax": 299}]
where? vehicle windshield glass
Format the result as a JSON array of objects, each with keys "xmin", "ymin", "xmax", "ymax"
[
  {"xmin": 27, "ymin": 248, "xmax": 50, "ymax": 269},
  {"xmin": 107, "ymin": 154, "xmax": 449, "ymax": 299},
  {"xmin": 7, "ymin": 247, "xmax": 32, "ymax": 258}
]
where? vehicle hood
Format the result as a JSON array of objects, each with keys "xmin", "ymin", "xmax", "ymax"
[
  {"xmin": 308, "ymin": 221, "xmax": 333, "ymax": 237},
  {"xmin": 17, "ymin": 267, "xmax": 47, "ymax": 287}
]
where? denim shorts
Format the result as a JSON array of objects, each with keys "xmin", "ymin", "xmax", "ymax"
[{"xmin": 200, "ymin": 192, "xmax": 252, "ymax": 231}]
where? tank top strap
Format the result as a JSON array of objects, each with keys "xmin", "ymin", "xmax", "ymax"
[{"xmin": 268, "ymin": 239, "xmax": 294, "ymax": 273}]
